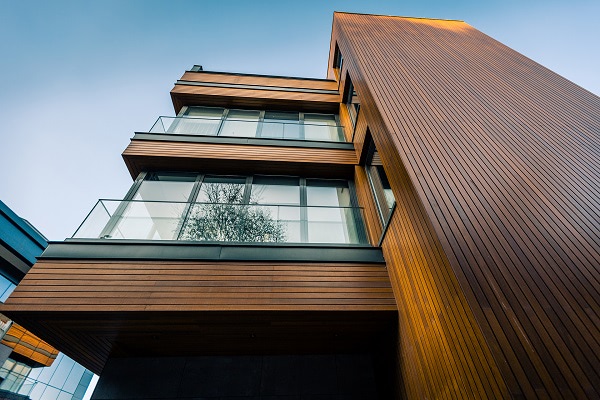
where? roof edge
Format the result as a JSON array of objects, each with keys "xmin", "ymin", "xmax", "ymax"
[{"xmin": 332, "ymin": 11, "xmax": 464, "ymax": 23}]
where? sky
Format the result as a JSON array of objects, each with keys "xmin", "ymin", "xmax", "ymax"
[{"xmin": 1, "ymin": 0, "xmax": 599, "ymax": 241}]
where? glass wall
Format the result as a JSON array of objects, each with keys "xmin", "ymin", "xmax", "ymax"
[
  {"xmin": 75, "ymin": 173, "xmax": 368, "ymax": 245},
  {"xmin": 107, "ymin": 173, "xmax": 196, "ymax": 240},
  {"xmin": 150, "ymin": 107, "xmax": 345, "ymax": 142},
  {"xmin": 0, "ymin": 354, "xmax": 94, "ymax": 400},
  {"xmin": 168, "ymin": 107, "xmax": 223, "ymax": 135}
]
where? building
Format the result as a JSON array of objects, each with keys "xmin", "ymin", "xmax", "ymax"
[
  {"xmin": 0, "ymin": 201, "xmax": 94, "ymax": 400},
  {"xmin": 2, "ymin": 12, "xmax": 599, "ymax": 399}
]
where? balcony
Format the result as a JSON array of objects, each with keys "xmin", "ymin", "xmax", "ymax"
[
  {"xmin": 148, "ymin": 116, "xmax": 346, "ymax": 142},
  {"xmin": 73, "ymin": 200, "xmax": 368, "ymax": 245}
]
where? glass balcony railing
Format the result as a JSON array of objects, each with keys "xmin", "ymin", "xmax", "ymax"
[
  {"xmin": 148, "ymin": 116, "xmax": 346, "ymax": 142},
  {"xmin": 73, "ymin": 200, "xmax": 368, "ymax": 245}
]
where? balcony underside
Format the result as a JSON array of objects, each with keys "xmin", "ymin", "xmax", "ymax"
[
  {"xmin": 6, "ymin": 310, "xmax": 397, "ymax": 376},
  {"xmin": 1, "ymin": 256, "xmax": 396, "ymax": 375}
]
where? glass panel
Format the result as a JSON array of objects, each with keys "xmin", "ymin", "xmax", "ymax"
[
  {"xmin": 166, "ymin": 106, "xmax": 224, "ymax": 136},
  {"xmin": 109, "ymin": 201, "xmax": 187, "ymax": 240},
  {"xmin": 251, "ymin": 176, "xmax": 300, "ymax": 205},
  {"xmin": 196, "ymin": 176, "xmax": 247, "ymax": 204},
  {"xmin": 307, "ymin": 207, "xmax": 354, "ymax": 244},
  {"xmin": 184, "ymin": 106, "xmax": 224, "ymax": 118},
  {"xmin": 57, "ymin": 391, "xmax": 72, "ymax": 400},
  {"xmin": 0, "ymin": 275, "xmax": 16, "ymax": 302},
  {"xmin": 220, "ymin": 110, "xmax": 260, "ymax": 137},
  {"xmin": 262, "ymin": 111, "xmax": 300, "ymax": 139},
  {"xmin": 28, "ymin": 367, "xmax": 43, "ymax": 381},
  {"xmin": 72, "ymin": 200, "xmax": 117, "ymax": 239},
  {"xmin": 48, "ymin": 356, "xmax": 74, "ymax": 389},
  {"xmin": 306, "ymin": 180, "xmax": 351, "ymax": 207},
  {"xmin": 27, "ymin": 382, "xmax": 45, "ymax": 398},
  {"xmin": 35, "ymin": 361, "xmax": 56, "ymax": 385},
  {"xmin": 304, "ymin": 114, "xmax": 341, "ymax": 141},
  {"xmin": 134, "ymin": 173, "xmax": 196, "ymax": 202},
  {"xmin": 39, "ymin": 386, "xmax": 60, "ymax": 400},
  {"xmin": 277, "ymin": 206, "xmax": 301, "ymax": 243},
  {"xmin": 62, "ymin": 364, "xmax": 85, "ymax": 393},
  {"xmin": 180, "ymin": 204, "xmax": 290, "ymax": 243}
]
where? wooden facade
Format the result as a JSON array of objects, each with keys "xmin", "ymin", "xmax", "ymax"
[
  {"xmin": 122, "ymin": 139, "xmax": 357, "ymax": 179},
  {"xmin": 1, "ymin": 12, "xmax": 598, "ymax": 399},
  {"xmin": 171, "ymin": 71, "xmax": 341, "ymax": 114},
  {"xmin": 3, "ymin": 259, "xmax": 395, "ymax": 375},
  {"xmin": 330, "ymin": 12, "xmax": 599, "ymax": 399}
]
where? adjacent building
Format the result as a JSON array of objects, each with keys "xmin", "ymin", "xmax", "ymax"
[
  {"xmin": 0, "ymin": 201, "xmax": 94, "ymax": 400},
  {"xmin": 2, "ymin": 12, "xmax": 599, "ymax": 399}
]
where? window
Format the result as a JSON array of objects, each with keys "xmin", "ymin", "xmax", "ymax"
[
  {"xmin": 104, "ymin": 173, "xmax": 197, "ymax": 240},
  {"xmin": 345, "ymin": 77, "xmax": 360, "ymax": 128},
  {"xmin": 170, "ymin": 107, "xmax": 224, "ymax": 135},
  {"xmin": 333, "ymin": 45, "xmax": 343, "ymax": 80},
  {"xmin": 260, "ymin": 111, "xmax": 300, "ymax": 139},
  {"xmin": 365, "ymin": 140, "xmax": 395, "ymax": 222},
  {"xmin": 220, "ymin": 109, "xmax": 261, "ymax": 137},
  {"xmin": 82, "ymin": 173, "xmax": 367, "ymax": 244},
  {"xmin": 152, "ymin": 106, "xmax": 344, "ymax": 142},
  {"xmin": 304, "ymin": 114, "xmax": 342, "ymax": 141}
]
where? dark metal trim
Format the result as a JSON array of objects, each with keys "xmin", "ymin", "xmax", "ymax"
[
  {"xmin": 175, "ymin": 80, "xmax": 339, "ymax": 95},
  {"xmin": 378, "ymin": 202, "xmax": 397, "ymax": 247},
  {"xmin": 42, "ymin": 240, "xmax": 385, "ymax": 264},
  {"xmin": 132, "ymin": 133, "xmax": 355, "ymax": 150}
]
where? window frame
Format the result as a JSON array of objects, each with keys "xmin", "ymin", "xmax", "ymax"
[
  {"xmin": 343, "ymin": 75, "xmax": 360, "ymax": 130},
  {"xmin": 364, "ymin": 138, "xmax": 396, "ymax": 225},
  {"xmin": 102, "ymin": 172, "xmax": 367, "ymax": 244}
]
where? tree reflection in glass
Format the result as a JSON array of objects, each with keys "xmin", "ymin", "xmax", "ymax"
[{"xmin": 180, "ymin": 182, "xmax": 286, "ymax": 243}]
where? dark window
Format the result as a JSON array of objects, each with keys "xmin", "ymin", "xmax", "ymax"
[
  {"xmin": 365, "ymin": 140, "xmax": 395, "ymax": 222},
  {"xmin": 345, "ymin": 77, "xmax": 360, "ymax": 128},
  {"xmin": 333, "ymin": 45, "xmax": 343, "ymax": 80}
]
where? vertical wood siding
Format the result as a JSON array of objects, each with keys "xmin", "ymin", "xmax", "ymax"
[{"xmin": 333, "ymin": 12, "xmax": 599, "ymax": 399}]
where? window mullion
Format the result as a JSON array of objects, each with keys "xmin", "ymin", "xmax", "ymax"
[
  {"xmin": 176, "ymin": 174, "xmax": 204, "ymax": 240},
  {"xmin": 300, "ymin": 178, "xmax": 308, "ymax": 243},
  {"xmin": 256, "ymin": 111, "xmax": 265, "ymax": 138},
  {"xmin": 299, "ymin": 112, "xmax": 305, "ymax": 140}
]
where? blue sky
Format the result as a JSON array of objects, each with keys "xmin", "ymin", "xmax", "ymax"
[{"xmin": 1, "ymin": 0, "xmax": 598, "ymax": 240}]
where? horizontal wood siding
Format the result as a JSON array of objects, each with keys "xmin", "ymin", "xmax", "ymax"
[
  {"xmin": 171, "ymin": 84, "xmax": 340, "ymax": 114},
  {"xmin": 180, "ymin": 71, "xmax": 338, "ymax": 91},
  {"xmin": 122, "ymin": 139, "xmax": 357, "ymax": 178},
  {"xmin": 334, "ymin": 12, "xmax": 600, "ymax": 399},
  {"xmin": 2, "ymin": 259, "xmax": 396, "ymax": 374}
]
